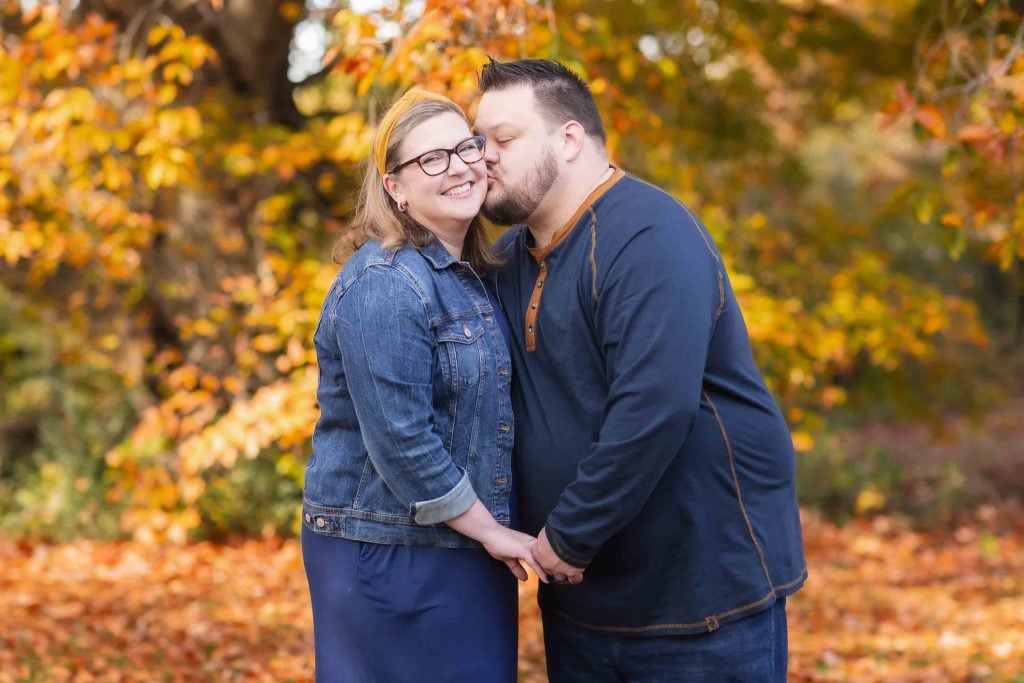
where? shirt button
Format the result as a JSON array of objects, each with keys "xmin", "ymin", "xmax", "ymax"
[
  {"xmin": 528, "ymin": 325, "xmax": 534, "ymax": 332},
  {"xmin": 531, "ymin": 302, "xmax": 537, "ymax": 309}
]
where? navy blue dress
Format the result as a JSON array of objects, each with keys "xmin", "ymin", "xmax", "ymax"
[{"xmin": 302, "ymin": 279, "xmax": 518, "ymax": 683}]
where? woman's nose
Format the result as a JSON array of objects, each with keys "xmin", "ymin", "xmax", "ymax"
[{"xmin": 447, "ymin": 153, "xmax": 470, "ymax": 174}]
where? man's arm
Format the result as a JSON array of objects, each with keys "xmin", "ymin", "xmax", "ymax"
[{"xmin": 542, "ymin": 217, "xmax": 721, "ymax": 568}]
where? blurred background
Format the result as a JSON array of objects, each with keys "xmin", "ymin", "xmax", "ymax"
[{"xmin": 1, "ymin": 0, "xmax": 1023, "ymax": 680}]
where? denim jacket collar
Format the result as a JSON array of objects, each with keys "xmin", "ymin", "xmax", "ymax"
[{"xmin": 418, "ymin": 237, "xmax": 458, "ymax": 270}]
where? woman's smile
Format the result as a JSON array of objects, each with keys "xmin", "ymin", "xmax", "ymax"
[{"xmin": 442, "ymin": 181, "xmax": 474, "ymax": 197}]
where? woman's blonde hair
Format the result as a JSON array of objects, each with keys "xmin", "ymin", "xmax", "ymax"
[{"xmin": 333, "ymin": 98, "xmax": 500, "ymax": 274}]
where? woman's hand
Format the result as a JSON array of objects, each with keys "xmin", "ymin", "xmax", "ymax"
[
  {"xmin": 479, "ymin": 526, "xmax": 549, "ymax": 583},
  {"xmin": 445, "ymin": 500, "xmax": 549, "ymax": 583}
]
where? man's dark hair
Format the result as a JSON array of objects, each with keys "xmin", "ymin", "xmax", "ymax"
[{"xmin": 479, "ymin": 58, "xmax": 607, "ymax": 144}]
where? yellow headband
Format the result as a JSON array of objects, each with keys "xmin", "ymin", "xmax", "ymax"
[{"xmin": 373, "ymin": 88, "xmax": 467, "ymax": 176}]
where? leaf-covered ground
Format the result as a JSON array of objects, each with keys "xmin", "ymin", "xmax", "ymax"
[{"xmin": 2, "ymin": 508, "xmax": 1022, "ymax": 682}]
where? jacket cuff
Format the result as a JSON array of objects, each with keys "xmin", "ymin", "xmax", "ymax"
[
  {"xmin": 545, "ymin": 525, "xmax": 593, "ymax": 569},
  {"xmin": 410, "ymin": 471, "xmax": 477, "ymax": 525}
]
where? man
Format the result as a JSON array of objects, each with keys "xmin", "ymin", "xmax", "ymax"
[{"xmin": 474, "ymin": 58, "xmax": 807, "ymax": 681}]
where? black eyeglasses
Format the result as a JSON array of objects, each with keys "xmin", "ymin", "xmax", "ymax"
[{"xmin": 389, "ymin": 135, "xmax": 486, "ymax": 176}]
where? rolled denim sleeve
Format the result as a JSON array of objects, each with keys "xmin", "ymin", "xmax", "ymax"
[{"xmin": 333, "ymin": 265, "xmax": 478, "ymax": 525}]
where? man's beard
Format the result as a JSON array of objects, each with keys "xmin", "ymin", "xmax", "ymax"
[{"xmin": 481, "ymin": 146, "xmax": 558, "ymax": 226}]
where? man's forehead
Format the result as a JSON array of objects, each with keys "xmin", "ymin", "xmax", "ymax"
[{"xmin": 475, "ymin": 85, "xmax": 537, "ymax": 129}]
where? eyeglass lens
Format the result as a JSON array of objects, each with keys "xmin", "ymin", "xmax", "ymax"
[{"xmin": 418, "ymin": 137, "xmax": 485, "ymax": 175}]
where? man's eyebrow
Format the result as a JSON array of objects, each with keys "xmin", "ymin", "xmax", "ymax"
[{"xmin": 474, "ymin": 122, "xmax": 517, "ymax": 135}]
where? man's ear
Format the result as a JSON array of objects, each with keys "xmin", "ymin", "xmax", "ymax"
[{"xmin": 560, "ymin": 120, "xmax": 587, "ymax": 162}]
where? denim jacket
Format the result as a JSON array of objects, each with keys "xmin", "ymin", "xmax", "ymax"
[{"xmin": 302, "ymin": 238, "xmax": 514, "ymax": 548}]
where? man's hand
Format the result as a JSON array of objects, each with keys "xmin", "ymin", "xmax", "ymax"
[{"xmin": 533, "ymin": 527, "xmax": 585, "ymax": 585}]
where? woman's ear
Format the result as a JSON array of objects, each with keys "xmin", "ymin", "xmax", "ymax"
[{"xmin": 383, "ymin": 173, "xmax": 405, "ymax": 209}]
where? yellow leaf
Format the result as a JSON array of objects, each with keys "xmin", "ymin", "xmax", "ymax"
[
  {"xmin": 914, "ymin": 105, "xmax": 947, "ymax": 139},
  {"xmin": 855, "ymin": 487, "xmax": 886, "ymax": 515},
  {"xmin": 147, "ymin": 25, "xmax": 169, "ymax": 46},
  {"xmin": 617, "ymin": 55, "xmax": 636, "ymax": 82},
  {"xmin": 145, "ymin": 160, "xmax": 168, "ymax": 189},
  {"xmin": 791, "ymin": 431, "xmax": 814, "ymax": 452},
  {"xmin": 939, "ymin": 212, "xmax": 964, "ymax": 228},
  {"xmin": 999, "ymin": 111, "xmax": 1016, "ymax": 134},
  {"xmin": 252, "ymin": 334, "xmax": 279, "ymax": 353},
  {"xmin": 192, "ymin": 319, "xmax": 218, "ymax": 337}
]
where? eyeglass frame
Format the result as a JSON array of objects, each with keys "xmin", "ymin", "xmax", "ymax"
[{"xmin": 388, "ymin": 135, "xmax": 487, "ymax": 176}]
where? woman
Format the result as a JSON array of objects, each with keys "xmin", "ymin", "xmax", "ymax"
[{"xmin": 301, "ymin": 89, "xmax": 544, "ymax": 682}]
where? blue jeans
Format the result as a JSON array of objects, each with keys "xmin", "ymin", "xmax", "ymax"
[{"xmin": 542, "ymin": 598, "xmax": 788, "ymax": 682}]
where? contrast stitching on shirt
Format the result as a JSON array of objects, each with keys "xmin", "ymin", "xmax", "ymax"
[
  {"xmin": 588, "ymin": 207, "xmax": 599, "ymax": 303},
  {"xmin": 526, "ymin": 167, "xmax": 625, "ymax": 263},
  {"xmin": 678, "ymin": 201, "xmax": 719, "ymax": 262},
  {"xmin": 629, "ymin": 176, "xmax": 720, "ymax": 263},
  {"xmin": 547, "ymin": 528, "xmax": 590, "ymax": 566},
  {"xmin": 716, "ymin": 267, "xmax": 725, "ymax": 320},
  {"xmin": 544, "ymin": 567, "xmax": 808, "ymax": 634},
  {"xmin": 773, "ymin": 567, "xmax": 807, "ymax": 593},
  {"xmin": 703, "ymin": 389, "xmax": 775, "ymax": 589},
  {"xmin": 547, "ymin": 588, "xmax": 782, "ymax": 634},
  {"xmin": 522, "ymin": 169, "xmax": 624, "ymax": 352}
]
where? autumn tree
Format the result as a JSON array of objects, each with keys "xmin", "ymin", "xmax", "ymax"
[
  {"xmin": 893, "ymin": 0, "xmax": 1024, "ymax": 346},
  {"xmin": 0, "ymin": 0, "xmax": 1000, "ymax": 540}
]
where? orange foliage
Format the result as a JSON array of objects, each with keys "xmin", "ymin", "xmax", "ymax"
[
  {"xmin": 892, "ymin": 1, "xmax": 1024, "ymax": 272},
  {"xmin": 1, "ymin": 510, "xmax": 1022, "ymax": 681},
  {"xmin": 0, "ymin": 0, "xmax": 1001, "ymax": 542}
]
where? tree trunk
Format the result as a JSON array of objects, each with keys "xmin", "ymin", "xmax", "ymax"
[{"xmin": 75, "ymin": 0, "xmax": 303, "ymax": 127}]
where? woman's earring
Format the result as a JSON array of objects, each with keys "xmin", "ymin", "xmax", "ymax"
[{"xmin": 398, "ymin": 200, "xmax": 408, "ymax": 212}]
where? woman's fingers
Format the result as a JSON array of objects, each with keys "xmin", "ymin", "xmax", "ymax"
[
  {"xmin": 504, "ymin": 558, "xmax": 528, "ymax": 581},
  {"xmin": 524, "ymin": 553, "xmax": 549, "ymax": 583}
]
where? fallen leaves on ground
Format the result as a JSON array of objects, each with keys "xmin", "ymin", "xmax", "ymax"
[{"xmin": 1, "ymin": 508, "xmax": 1022, "ymax": 682}]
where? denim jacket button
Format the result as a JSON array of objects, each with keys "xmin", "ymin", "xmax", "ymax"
[
  {"xmin": 498, "ymin": 424, "xmax": 511, "ymax": 432},
  {"xmin": 462, "ymin": 323, "xmax": 472, "ymax": 337},
  {"xmin": 304, "ymin": 513, "xmax": 312, "ymax": 523},
  {"xmin": 484, "ymin": 315, "xmax": 493, "ymax": 323},
  {"xmin": 315, "ymin": 517, "xmax": 326, "ymax": 528}
]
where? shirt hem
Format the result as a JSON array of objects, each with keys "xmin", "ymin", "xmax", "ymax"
[{"xmin": 539, "ymin": 566, "xmax": 807, "ymax": 636}]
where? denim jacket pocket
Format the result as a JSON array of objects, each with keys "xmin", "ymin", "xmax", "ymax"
[{"xmin": 436, "ymin": 316, "xmax": 486, "ymax": 388}]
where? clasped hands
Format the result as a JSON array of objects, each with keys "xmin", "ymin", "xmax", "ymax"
[
  {"xmin": 533, "ymin": 527, "xmax": 585, "ymax": 586},
  {"xmin": 481, "ymin": 524, "xmax": 584, "ymax": 585}
]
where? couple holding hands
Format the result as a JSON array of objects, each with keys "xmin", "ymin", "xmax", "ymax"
[{"xmin": 301, "ymin": 58, "xmax": 807, "ymax": 682}]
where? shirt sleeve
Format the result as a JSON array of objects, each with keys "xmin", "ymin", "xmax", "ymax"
[
  {"xmin": 332, "ymin": 265, "xmax": 477, "ymax": 525},
  {"xmin": 543, "ymin": 217, "xmax": 721, "ymax": 567}
]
